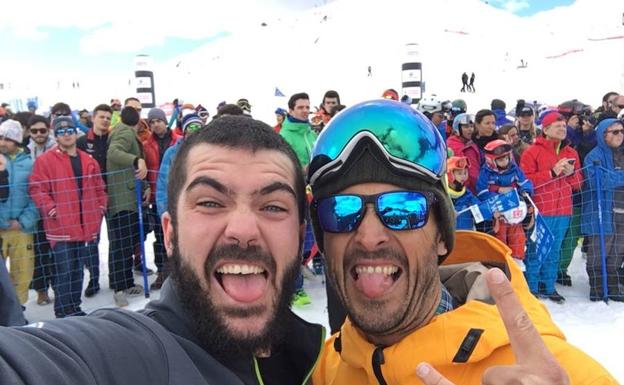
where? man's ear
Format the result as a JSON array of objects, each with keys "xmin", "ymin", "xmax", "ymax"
[
  {"xmin": 162, "ymin": 212, "xmax": 174, "ymax": 256},
  {"xmin": 436, "ymin": 232, "xmax": 448, "ymax": 257}
]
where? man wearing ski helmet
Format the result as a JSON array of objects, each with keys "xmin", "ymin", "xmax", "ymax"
[{"xmin": 309, "ymin": 100, "xmax": 613, "ymax": 385}]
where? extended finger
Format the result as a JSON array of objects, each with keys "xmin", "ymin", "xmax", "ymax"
[
  {"xmin": 416, "ymin": 363, "xmax": 455, "ymax": 385},
  {"xmin": 486, "ymin": 268, "xmax": 551, "ymax": 365}
]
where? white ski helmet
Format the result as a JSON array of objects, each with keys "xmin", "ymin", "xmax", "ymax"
[{"xmin": 417, "ymin": 95, "xmax": 442, "ymax": 114}]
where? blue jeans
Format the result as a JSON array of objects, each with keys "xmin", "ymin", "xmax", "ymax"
[
  {"xmin": 52, "ymin": 241, "xmax": 98, "ymax": 318},
  {"xmin": 525, "ymin": 215, "xmax": 570, "ymax": 295}
]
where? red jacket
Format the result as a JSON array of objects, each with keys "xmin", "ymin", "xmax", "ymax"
[
  {"xmin": 143, "ymin": 130, "xmax": 180, "ymax": 202},
  {"xmin": 29, "ymin": 148, "xmax": 107, "ymax": 247},
  {"xmin": 520, "ymin": 136, "xmax": 583, "ymax": 216},
  {"xmin": 447, "ymin": 135, "xmax": 481, "ymax": 194}
]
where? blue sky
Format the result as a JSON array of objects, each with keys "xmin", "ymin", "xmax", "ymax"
[
  {"xmin": 0, "ymin": 0, "xmax": 575, "ymax": 80},
  {"xmin": 485, "ymin": 0, "xmax": 575, "ymax": 16},
  {"xmin": 1, "ymin": 27, "xmax": 226, "ymax": 77}
]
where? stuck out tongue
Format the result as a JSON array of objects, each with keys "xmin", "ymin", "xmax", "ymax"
[
  {"xmin": 220, "ymin": 274, "xmax": 267, "ymax": 303},
  {"xmin": 355, "ymin": 272, "xmax": 395, "ymax": 299}
]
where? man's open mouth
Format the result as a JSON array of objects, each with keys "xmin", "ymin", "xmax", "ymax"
[
  {"xmin": 350, "ymin": 264, "xmax": 402, "ymax": 299},
  {"xmin": 214, "ymin": 263, "xmax": 269, "ymax": 303}
]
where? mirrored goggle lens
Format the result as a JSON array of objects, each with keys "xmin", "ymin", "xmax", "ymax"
[
  {"xmin": 55, "ymin": 127, "xmax": 76, "ymax": 136},
  {"xmin": 316, "ymin": 191, "xmax": 431, "ymax": 233},
  {"xmin": 311, "ymin": 101, "xmax": 446, "ymax": 182}
]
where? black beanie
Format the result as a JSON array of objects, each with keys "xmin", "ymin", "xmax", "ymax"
[
  {"xmin": 491, "ymin": 98, "xmax": 506, "ymax": 111},
  {"xmin": 310, "ymin": 142, "xmax": 455, "ymax": 262},
  {"xmin": 121, "ymin": 106, "xmax": 140, "ymax": 126}
]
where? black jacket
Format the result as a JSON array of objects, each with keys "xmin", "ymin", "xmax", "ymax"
[{"xmin": 0, "ymin": 279, "xmax": 325, "ymax": 384}]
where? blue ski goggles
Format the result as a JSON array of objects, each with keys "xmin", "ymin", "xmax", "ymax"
[
  {"xmin": 308, "ymin": 100, "xmax": 447, "ymax": 187},
  {"xmin": 315, "ymin": 191, "xmax": 434, "ymax": 233}
]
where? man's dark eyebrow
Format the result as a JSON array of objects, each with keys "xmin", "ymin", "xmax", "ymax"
[
  {"xmin": 185, "ymin": 176, "xmax": 231, "ymax": 195},
  {"xmin": 256, "ymin": 182, "xmax": 296, "ymax": 198}
]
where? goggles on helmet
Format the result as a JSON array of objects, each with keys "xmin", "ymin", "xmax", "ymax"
[
  {"xmin": 485, "ymin": 142, "xmax": 513, "ymax": 157},
  {"xmin": 308, "ymin": 100, "xmax": 447, "ymax": 187}
]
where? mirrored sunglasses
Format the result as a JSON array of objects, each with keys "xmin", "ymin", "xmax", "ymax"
[{"xmin": 315, "ymin": 191, "xmax": 434, "ymax": 233}]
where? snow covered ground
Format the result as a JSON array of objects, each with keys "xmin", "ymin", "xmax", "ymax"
[{"xmin": 22, "ymin": 227, "xmax": 624, "ymax": 381}]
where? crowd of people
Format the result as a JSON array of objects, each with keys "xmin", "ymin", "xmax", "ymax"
[
  {"xmin": 0, "ymin": 89, "xmax": 624, "ymax": 321},
  {"xmin": 0, "ymin": 91, "xmax": 619, "ymax": 384}
]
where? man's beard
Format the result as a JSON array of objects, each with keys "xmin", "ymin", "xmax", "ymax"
[
  {"xmin": 170, "ymin": 235, "xmax": 300, "ymax": 360},
  {"xmin": 331, "ymin": 245, "xmax": 440, "ymax": 338}
]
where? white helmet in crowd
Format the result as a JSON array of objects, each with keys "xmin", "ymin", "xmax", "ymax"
[{"xmin": 417, "ymin": 95, "xmax": 442, "ymax": 114}]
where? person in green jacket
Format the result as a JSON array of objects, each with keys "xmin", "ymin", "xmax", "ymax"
[
  {"xmin": 279, "ymin": 92, "xmax": 318, "ymax": 307},
  {"xmin": 280, "ymin": 92, "xmax": 317, "ymax": 170},
  {"xmin": 106, "ymin": 106, "xmax": 148, "ymax": 307}
]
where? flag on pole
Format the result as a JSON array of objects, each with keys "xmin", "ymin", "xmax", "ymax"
[{"xmin": 274, "ymin": 87, "xmax": 285, "ymax": 97}]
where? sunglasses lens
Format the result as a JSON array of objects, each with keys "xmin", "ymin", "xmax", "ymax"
[
  {"xmin": 55, "ymin": 128, "xmax": 76, "ymax": 136},
  {"xmin": 377, "ymin": 192, "xmax": 429, "ymax": 230},
  {"xmin": 317, "ymin": 195, "xmax": 363, "ymax": 233}
]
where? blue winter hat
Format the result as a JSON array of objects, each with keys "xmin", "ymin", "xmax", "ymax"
[
  {"xmin": 181, "ymin": 113, "xmax": 203, "ymax": 133},
  {"xmin": 275, "ymin": 107, "xmax": 287, "ymax": 116}
]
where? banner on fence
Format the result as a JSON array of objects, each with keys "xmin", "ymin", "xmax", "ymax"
[
  {"xmin": 530, "ymin": 212, "xmax": 555, "ymax": 263},
  {"xmin": 460, "ymin": 189, "xmax": 521, "ymax": 223}
]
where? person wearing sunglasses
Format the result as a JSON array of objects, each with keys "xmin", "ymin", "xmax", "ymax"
[
  {"xmin": 309, "ymin": 100, "xmax": 612, "ymax": 384},
  {"xmin": 0, "ymin": 119, "xmax": 39, "ymax": 306},
  {"xmin": 29, "ymin": 116, "xmax": 107, "ymax": 318},
  {"xmin": 515, "ymin": 103, "xmax": 537, "ymax": 145},
  {"xmin": 610, "ymin": 95, "xmax": 624, "ymax": 116},
  {"xmin": 155, "ymin": 112, "xmax": 204, "ymax": 223},
  {"xmin": 26, "ymin": 114, "xmax": 55, "ymax": 160},
  {"xmin": 24, "ymin": 114, "xmax": 57, "ymax": 306},
  {"xmin": 582, "ymin": 118, "xmax": 624, "ymax": 302}
]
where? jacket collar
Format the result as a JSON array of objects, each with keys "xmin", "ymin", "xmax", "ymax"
[{"xmin": 535, "ymin": 135, "xmax": 571, "ymax": 152}]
